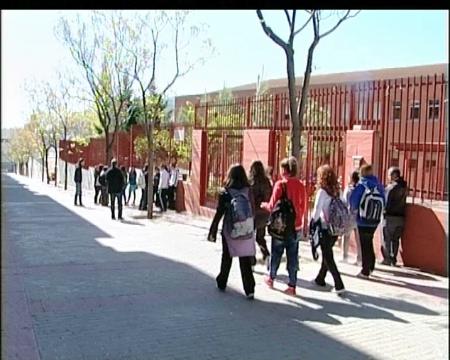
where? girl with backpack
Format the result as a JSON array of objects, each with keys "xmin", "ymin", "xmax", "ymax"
[
  {"xmin": 249, "ymin": 160, "xmax": 272, "ymax": 264},
  {"xmin": 207, "ymin": 164, "xmax": 256, "ymax": 300},
  {"xmin": 341, "ymin": 171, "xmax": 361, "ymax": 264},
  {"xmin": 261, "ymin": 157, "xmax": 307, "ymax": 296},
  {"xmin": 310, "ymin": 165, "xmax": 346, "ymax": 295}
]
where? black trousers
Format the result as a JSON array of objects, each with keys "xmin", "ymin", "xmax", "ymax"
[
  {"xmin": 109, "ymin": 193, "xmax": 123, "ymax": 219},
  {"xmin": 168, "ymin": 185, "xmax": 176, "ymax": 210},
  {"xmin": 382, "ymin": 216, "xmax": 404, "ymax": 265},
  {"xmin": 216, "ymin": 236, "xmax": 255, "ymax": 296},
  {"xmin": 255, "ymin": 227, "xmax": 270, "ymax": 258},
  {"xmin": 101, "ymin": 186, "xmax": 109, "ymax": 206},
  {"xmin": 315, "ymin": 232, "xmax": 344, "ymax": 290},
  {"xmin": 94, "ymin": 186, "xmax": 101, "ymax": 204},
  {"xmin": 358, "ymin": 226, "xmax": 377, "ymax": 276},
  {"xmin": 153, "ymin": 186, "xmax": 160, "ymax": 207},
  {"xmin": 159, "ymin": 188, "xmax": 169, "ymax": 212},
  {"xmin": 139, "ymin": 188, "xmax": 147, "ymax": 210}
]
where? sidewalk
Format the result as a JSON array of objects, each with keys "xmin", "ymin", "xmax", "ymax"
[{"xmin": 3, "ymin": 173, "xmax": 449, "ymax": 360}]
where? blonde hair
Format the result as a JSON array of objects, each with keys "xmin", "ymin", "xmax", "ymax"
[{"xmin": 360, "ymin": 164, "xmax": 373, "ymax": 177}]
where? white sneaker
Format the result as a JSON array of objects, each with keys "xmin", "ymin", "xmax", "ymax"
[
  {"xmin": 357, "ymin": 272, "xmax": 369, "ymax": 279},
  {"xmin": 335, "ymin": 288, "xmax": 346, "ymax": 296}
]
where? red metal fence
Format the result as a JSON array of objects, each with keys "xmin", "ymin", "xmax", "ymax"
[
  {"xmin": 60, "ymin": 123, "xmax": 192, "ymax": 171},
  {"xmin": 194, "ymin": 73, "xmax": 448, "ymax": 204}
]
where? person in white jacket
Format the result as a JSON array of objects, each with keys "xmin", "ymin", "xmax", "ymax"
[
  {"xmin": 158, "ymin": 164, "xmax": 170, "ymax": 212},
  {"xmin": 310, "ymin": 165, "xmax": 346, "ymax": 295},
  {"xmin": 137, "ymin": 166, "xmax": 147, "ymax": 211}
]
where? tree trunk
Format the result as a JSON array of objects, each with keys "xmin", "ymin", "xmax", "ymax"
[
  {"xmin": 286, "ymin": 48, "xmax": 300, "ymax": 160},
  {"xmin": 105, "ymin": 132, "xmax": 111, "ymax": 165},
  {"xmin": 25, "ymin": 162, "xmax": 29, "ymax": 177},
  {"xmin": 41, "ymin": 156, "xmax": 45, "ymax": 182},
  {"xmin": 54, "ymin": 144, "xmax": 58, "ymax": 187},
  {"xmin": 147, "ymin": 121, "xmax": 154, "ymax": 220},
  {"xmin": 64, "ymin": 128, "xmax": 68, "ymax": 190},
  {"xmin": 45, "ymin": 148, "xmax": 50, "ymax": 184},
  {"xmin": 298, "ymin": 41, "xmax": 318, "ymax": 150}
]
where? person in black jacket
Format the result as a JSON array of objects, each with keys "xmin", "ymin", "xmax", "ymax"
[
  {"xmin": 94, "ymin": 164, "xmax": 102, "ymax": 204},
  {"xmin": 106, "ymin": 159, "xmax": 125, "ymax": 220},
  {"xmin": 74, "ymin": 158, "xmax": 84, "ymax": 206},
  {"xmin": 249, "ymin": 160, "xmax": 272, "ymax": 264},
  {"xmin": 381, "ymin": 167, "xmax": 408, "ymax": 266},
  {"xmin": 99, "ymin": 166, "xmax": 109, "ymax": 206}
]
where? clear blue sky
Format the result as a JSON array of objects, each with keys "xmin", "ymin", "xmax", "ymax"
[{"xmin": 1, "ymin": 10, "xmax": 448, "ymax": 129}]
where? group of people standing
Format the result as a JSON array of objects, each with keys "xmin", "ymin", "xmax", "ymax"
[
  {"xmin": 207, "ymin": 157, "xmax": 408, "ymax": 300},
  {"xmin": 74, "ymin": 158, "xmax": 181, "ymax": 220}
]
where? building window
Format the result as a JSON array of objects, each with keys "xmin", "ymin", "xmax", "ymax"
[
  {"xmin": 389, "ymin": 149, "xmax": 400, "ymax": 167},
  {"xmin": 425, "ymin": 153, "xmax": 437, "ymax": 171},
  {"xmin": 428, "ymin": 99, "xmax": 439, "ymax": 119},
  {"xmin": 408, "ymin": 159, "xmax": 418, "ymax": 169},
  {"xmin": 393, "ymin": 100, "xmax": 401, "ymax": 120},
  {"xmin": 425, "ymin": 160, "xmax": 437, "ymax": 169},
  {"xmin": 409, "ymin": 100, "xmax": 420, "ymax": 120}
]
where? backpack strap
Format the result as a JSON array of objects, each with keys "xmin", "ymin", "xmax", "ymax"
[{"xmin": 281, "ymin": 181, "xmax": 288, "ymax": 199}]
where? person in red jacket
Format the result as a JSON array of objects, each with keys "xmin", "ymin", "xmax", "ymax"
[{"xmin": 261, "ymin": 156, "xmax": 307, "ymax": 296}]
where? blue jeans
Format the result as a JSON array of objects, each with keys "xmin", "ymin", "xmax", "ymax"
[{"xmin": 269, "ymin": 231, "xmax": 301, "ymax": 287}]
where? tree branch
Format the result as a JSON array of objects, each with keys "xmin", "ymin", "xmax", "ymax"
[
  {"xmin": 256, "ymin": 10, "xmax": 288, "ymax": 50},
  {"xmin": 293, "ymin": 12, "xmax": 314, "ymax": 37},
  {"xmin": 319, "ymin": 10, "xmax": 360, "ymax": 39},
  {"xmin": 284, "ymin": 10, "xmax": 292, "ymax": 29}
]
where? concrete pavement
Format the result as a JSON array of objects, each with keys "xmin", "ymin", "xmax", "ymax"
[{"xmin": 2, "ymin": 173, "xmax": 448, "ymax": 360}]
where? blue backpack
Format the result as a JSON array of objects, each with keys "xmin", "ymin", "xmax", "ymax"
[{"xmin": 223, "ymin": 188, "xmax": 254, "ymax": 241}]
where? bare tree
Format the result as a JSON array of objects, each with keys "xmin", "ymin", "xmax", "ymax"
[
  {"xmin": 44, "ymin": 72, "xmax": 78, "ymax": 190},
  {"xmin": 256, "ymin": 10, "xmax": 360, "ymax": 160},
  {"xmin": 56, "ymin": 11, "xmax": 135, "ymax": 164},
  {"xmin": 123, "ymin": 11, "xmax": 213, "ymax": 219},
  {"xmin": 25, "ymin": 80, "xmax": 53, "ymax": 183}
]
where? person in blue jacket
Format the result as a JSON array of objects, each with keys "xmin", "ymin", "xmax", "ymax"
[{"xmin": 350, "ymin": 164, "xmax": 385, "ymax": 279}]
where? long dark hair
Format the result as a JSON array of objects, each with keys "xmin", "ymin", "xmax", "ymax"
[
  {"xmin": 249, "ymin": 160, "xmax": 267, "ymax": 185},
  {"xmin": 224, "ymin": 163, "xmax": 250, "ymax": 189}
]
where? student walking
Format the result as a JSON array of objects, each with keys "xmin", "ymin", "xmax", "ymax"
[
  {"xmin": 153, "ymin": 167, "xmax": 161, "ymax": 208},
  {"xmin": 94, "ymin": 164, "xmax": 102, "ymax": 205},
  {"xmin": 350, "ymin": 164, "xmax": 385, "ymax": 279},
  {"xmin": 158, "ymin": 165, "xmax": 170, "ymax": 212},
  {"xmin": 261, "ymin": 157, "xmax": 307, "ymax": 296},
  {"xmin": 106, "ymin": 159, "xmax": 125, "ymax": 220},
  {"xmin": 168, "ymin": 160, "xmax": 180, "ymax": 210},
  {"xmin": 74, "ymin": 158, "xmax": 84, "ymax": 206},
  {"xmin": 249, "ymin": 160, "xmax": 272, "ymax": 263},
  {"xmin": 381, "ymin": 166, "xmax": 408, "ymax": 266},
  {"xmin": 138, "ymin": 166, "xmax": 148, "ymax": 211},
  {"xmin": 207, "ymin": 164, "xmax": 256, "ymax": 300},
  {"xmin": 126, "ymin": 166, "xmax": 137, "ymax": 206},
  {"xmin": 120, "ymin": 166, "xmax": 128, "ymax": 205},
  {"xmin": 99, "ymin": 166, "xmax": 109, "ymax": 206},
  {"xmin": 341, "ymin": 171, "xmax": 362, "ymax": 264},
  {"xmin": 310, "ymin": 165, "xmax": 346, "ymax": 295}
]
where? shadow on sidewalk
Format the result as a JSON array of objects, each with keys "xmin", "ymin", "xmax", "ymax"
[
  {"xmin": 340, "ymin": 271, "xmax": 448, "ymax": 300},
  {"xmin": 374, "ymin": 266, "xmax": 440, "ymax": 281},
  {"xmin": 253, "ymin": 271, "xmax": 439, "ymax": 321},
  {"xmin": 0, "ymin": 174, "xmax": 439, "ymax": 360}
]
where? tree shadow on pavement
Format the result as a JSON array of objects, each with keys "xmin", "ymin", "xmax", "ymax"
[{"xmin": 0, "ymin": 175, "xmax": 436, "ymax": 360}]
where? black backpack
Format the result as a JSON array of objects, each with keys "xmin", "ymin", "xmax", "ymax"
[{"xmin": 267, "ymin": 183, "xmax": 296, "ymax": 240}]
